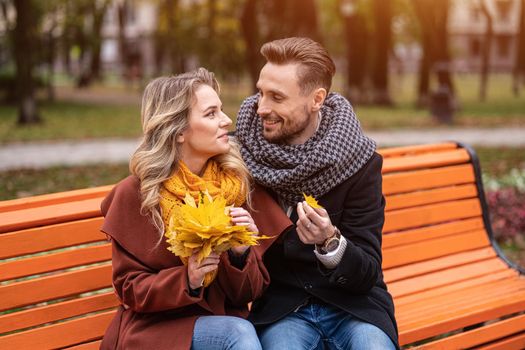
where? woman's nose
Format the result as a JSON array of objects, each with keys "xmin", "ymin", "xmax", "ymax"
[{"xmin": 221, "ymin": 112, "xmax": 232, "ymax": 127}]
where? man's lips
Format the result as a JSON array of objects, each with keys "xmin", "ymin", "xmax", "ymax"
[{"xmin": 262, "ymin": 117, "xmax": 282, "ymax": 127}]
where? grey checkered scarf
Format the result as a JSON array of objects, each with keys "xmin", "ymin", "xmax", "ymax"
[{"xmin": 236, "ymin": 92, "xmax": 376, "ymax": 206}]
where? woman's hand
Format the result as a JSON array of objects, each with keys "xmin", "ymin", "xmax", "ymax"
[
  {"xmin": 187, "ymin": 251, "xmax": 220, "ymax": 290},
  {"xmin": 229, "ymin": 207, "xmax": 259, "ymax": 255}
]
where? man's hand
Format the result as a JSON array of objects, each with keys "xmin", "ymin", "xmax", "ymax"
[
  {"xmin": 187, "ymin": 251, "xmax": 220, "ymax": 290},
  {"xmin": 296, "ymin": 201, "xmax": 336, "ymax": 245},
  {"xmin": 229, "ymin": 207, "xmax": 259, "ymax": 255}
]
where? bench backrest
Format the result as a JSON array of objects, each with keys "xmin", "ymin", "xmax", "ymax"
[
  {"xmin": 0, "ymin": 142, "xmax": 517, "ymax": 349},
  {"xmin": 0, "ymin": 186, "xmax": 116, "ymax": 349}
]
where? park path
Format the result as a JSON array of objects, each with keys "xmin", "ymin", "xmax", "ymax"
[{"xmin": 1, "ymin": 127, "xmax": 524, "ymax": 171}]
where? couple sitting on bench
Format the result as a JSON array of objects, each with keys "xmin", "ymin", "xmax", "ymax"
[{"xmin": 100, "ymin": 37, "xmax": 398, "ymax": 350}]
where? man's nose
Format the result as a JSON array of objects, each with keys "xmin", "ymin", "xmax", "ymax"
[{"xmin": 257, "ymin": 97, "xmax": 271, "ymax": 116}]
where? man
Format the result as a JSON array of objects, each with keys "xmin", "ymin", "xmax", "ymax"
[{"xmin": 236, "ymin": 37, "xmax": 399, "ymax": 349}]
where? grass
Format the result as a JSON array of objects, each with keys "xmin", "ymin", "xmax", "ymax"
[
  {"xmin": 0, "ymin": 74, "xmax": 524, "ymax": 143},
  {"xmin": 0, "ymin": 101, "xmax": 141, "ymax": 143}
]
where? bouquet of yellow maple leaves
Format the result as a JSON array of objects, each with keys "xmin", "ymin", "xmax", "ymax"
[{"xmin": 165, "ymin": 191, "xmax": 265, "ymax": 287}]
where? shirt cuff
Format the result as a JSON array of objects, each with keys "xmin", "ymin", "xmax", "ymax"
[{"xmin": 313, "ymin": 235, "xmax": 347, "ymax": 269}]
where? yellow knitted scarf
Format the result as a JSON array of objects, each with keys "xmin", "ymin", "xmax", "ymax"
[
  {"xmin": 159, "ymin": 160, "xmax": 245, "ymax": 287},
  {"xmin": 159, "ymin": 160, "xmax": 246, "ymax": 230}
]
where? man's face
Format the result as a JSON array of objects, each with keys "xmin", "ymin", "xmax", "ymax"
[{"xmin": 256, "ymin": 62, "xmax": 318, "ymax": 145}]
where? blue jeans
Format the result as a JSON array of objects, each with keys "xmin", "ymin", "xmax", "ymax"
[
  {"xmin": 257, "ymin": 302, "xmax": 396, "ymax": 350},
  {"xmin": 191, "ymin": 315, "xmax": 262, "ymax": 350}
]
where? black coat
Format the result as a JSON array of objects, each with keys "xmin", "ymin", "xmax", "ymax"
[{"xmin": 249, "ymin": 152, "xmax": 399, "ymax": 348}]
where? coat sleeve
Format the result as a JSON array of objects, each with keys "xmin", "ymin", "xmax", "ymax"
[
  {"xmin": 215, "ymin": 248, "xmax": 270, "ymax": 307},
  {"xmin": 111, "ymin": 238, "xmax": 205, "ymax": 313},
  {"xmin": 325, "ymin": 153, "xmax": 385, "ymax": 293},
  {"xmin": 215, "ymin": 185, "xmax": 291, "ymax": 306}
]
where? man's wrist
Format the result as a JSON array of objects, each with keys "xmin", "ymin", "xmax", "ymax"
[{"xmin": 316, "ymin": 226, "xmax": 341, "ymax": 254}]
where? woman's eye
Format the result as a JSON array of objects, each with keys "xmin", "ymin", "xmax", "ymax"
[{"xmin": 206, "ymin": 111, "xmax": 216, "ymax": 117}]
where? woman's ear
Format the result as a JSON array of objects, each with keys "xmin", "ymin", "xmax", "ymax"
[
  {"xmin": 312, "ymin": 88, "xmax": 327, "ymax": 112},
  {"xmin": 176, "ymin": 132, "xmax": 185, "ymax": 144}
]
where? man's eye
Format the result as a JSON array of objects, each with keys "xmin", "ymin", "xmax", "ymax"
[{"xmin": 273, "ymin": 94, "xmax": 283, "ymax": 101}]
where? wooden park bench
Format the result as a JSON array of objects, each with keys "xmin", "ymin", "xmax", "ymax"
[{"xmin": 0, "ymin": 142, "xmax": 524, "ymax": 349}]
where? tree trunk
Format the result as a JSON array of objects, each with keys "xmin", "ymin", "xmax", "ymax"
[
  {"xmin": 165, "ymin": 0, "xmax": 184, "ymax": 74},
  {"xmin": 341, "ymin": 0, "xmax": 370, "ymax": 103},
  {"xmin": 513, "ymin": 0, "xmax": 525, "ymax": 96},
  {"xmin": 118, "ymin": 0, "xmax": 131, "ymax": 78},
  {"xmin": 240, "ymin": 0, "xmax": 260, "ymax": 92},
  {"xmin": 289, "ymin": 0, "xmax": 321, "ymax": 42},
  {"xmin": 89, "ymin": 0, "xmax": 110, "ymax": 81},
  {"xmin": 480, "ymin": 0, "xmax": 493, "ymax": 101},
  {"xmin": 433, "ymin": 0, "xmax": 454, "ymax": 95},
  {"xmin": 13, "ymin": 0, "xmax": 41, "ymax": 125},
  {"xmin": 413, "ymin": 0, "xmax": 434, "ymax": 106},
  {"xmin": 372, "ymin": 0, "xmax": 392, "ymax": 105}
]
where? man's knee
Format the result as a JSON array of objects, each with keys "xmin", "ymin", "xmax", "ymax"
[{"xmin": 346, "ymin": 321, "xmax": 395, "ymax": 350}]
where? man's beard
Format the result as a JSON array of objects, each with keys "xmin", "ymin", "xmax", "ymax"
[{"xmin": 262, "ymin": 106, "xmax": 312, "ymax": 144}]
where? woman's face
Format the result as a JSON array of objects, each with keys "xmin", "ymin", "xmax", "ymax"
[{"xmin": 178, "ymin": 84, "xmax": 232, "ymax": 163}]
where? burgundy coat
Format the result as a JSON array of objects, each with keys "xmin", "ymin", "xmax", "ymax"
[{"xmin": 99, "ymin": 176, "xmax": 292, "ymax": 350}]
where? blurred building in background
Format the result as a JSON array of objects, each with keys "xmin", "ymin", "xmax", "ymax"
[{"xmin": 450, "ymin": 0, "xmax": 521, "ymax": 72}]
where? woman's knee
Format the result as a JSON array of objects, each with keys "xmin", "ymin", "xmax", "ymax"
[{"xmin": 223, "ymin": 318, "xmax": 261, "ymax": 350}]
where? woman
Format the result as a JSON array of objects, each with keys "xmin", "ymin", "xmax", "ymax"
[{"xmin": 100, "ymin": 68, "xmax": 291, "ymax": 349}]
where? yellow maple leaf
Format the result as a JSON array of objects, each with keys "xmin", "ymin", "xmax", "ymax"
[
  {"xmin": 165, "ymin": 191, "xmax": 269, "ymax": 286},
  {"xmin": 303, "ymin": 193, "xmax": 323, "ymax": 209}
]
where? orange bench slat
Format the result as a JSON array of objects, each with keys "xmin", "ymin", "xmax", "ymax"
[
  {"xmin": 383, "ymin": 164, "xmax": 475, "ymax": 195},
  {"xmin": 0, "ymin": 186, "xmax": 112, "ymax": 213},
  {"xmin": 419, "ymin": 313, "xmax": 525, "ymax": 349},
  {"xmin": 388, "ymin": 258, "xmax": 509, "ymax": 299},
  {"xmin": 0, "ymin": 264, "xmax": 112, "ymax": 311},
  {"xmin": 393, "ymin": 270, "xmax": 518, "ymax": 308},
  {"xmin": 384, "ymin": 198, "xmax": 482, "ymax": 233},
  {"xmin": 0, "ymin": 217, "xmax": 106, "ymax": 259},
  {"xmin": 0, "ymin": 197, "xmax": 103, "ymax": 234},
  {"xmin": 383, "ymin": 247, "xmax": 496, "ymax": 283},
  {"xmin": 378, "ymin": 142, "xmax": 458, "ymax": 158},
  {"xmin": 65, "ymin": 340, "xmax": 103, "ymax": 349},
  {"xmin": 385, "ymin": 184, "xmax": 478, "ymax": 211},
  {"xmin": 382, "ymin": 217, "xmax": 485, "ymax": 248},
  {"xmin": 383, "ymin": 229, "xmax": 490, "ymax": 269},
  {"xmin": 477, "ymin": 332, "xmax": 525, "ymax": 350},
  {"xmin": 399, "ymin": 292, "xmax": 525, "ymax": 345},
  {"xmin": 382, "ymin": 149, "xmax": 471, "ymax": 174},
  {"xmin": 0, "ymin": 292, "xmax": 118, "ymax": 334},
  {"xmin": 1, "ymin": 243, "xmax": 111, "ymax": 282},
  {"xmin": 0, "ymin": 310, "xmax": 115, "ymax": 350}
]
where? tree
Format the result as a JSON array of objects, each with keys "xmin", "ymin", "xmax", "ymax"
[
  {"xmin": 88, "ymin": 0, "xmax": 111, "ymax": 81},
  {"xmin": 240, "ymin": 0, "xmax": 321, "ymax": 90},
  {"xmin": 412, "ymin": 0, "xmax": 455, "ymax": 106},
  {"xmin": 13, "ymin": 0, "xmax": 41, "ymax": 124},
  {"xmin": 240, "ymin": 0, "xmax": 260, "ymax": 92},
  {"xmin": 340, "ymin": 0, "xmax": 370, "ymax": 103},
  {"xmin": 371, "ymin": 0, "xmax": 392, "ymax": 105},
  {"xmin": 479, "ymin": 0, "xmax": 493, "ymax": 101},
  {"xmin": 412, "ymin": 0, "xmax": 432, "ymax": 106},
  {"xmin": 514, "ymin": 0, "xmax": 525, "ymax": 96}
]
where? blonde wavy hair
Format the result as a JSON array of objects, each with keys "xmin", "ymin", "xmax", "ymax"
[{"xmin": 130, "ymin": 68, "xmax": 252, "ymax": 235}]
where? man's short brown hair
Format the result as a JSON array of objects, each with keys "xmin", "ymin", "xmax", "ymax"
[{"xmin": 260, "ymin": 37, "xmax": 336, "ymax": 95}]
